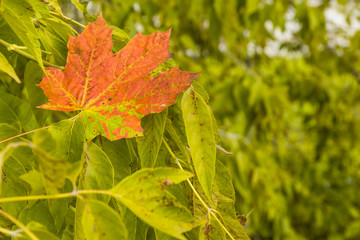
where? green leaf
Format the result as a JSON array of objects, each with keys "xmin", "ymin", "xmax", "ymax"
[
  {"xmin": 47, "ymin": 182, "xmax": 73, "ymax": 232},
  {"xmin": 199, "ymin": 216, "xmax": 226, "ymax": 240},
  {"xmin": 116, "ymin": 206, "xmax": 138, "ymax": 240},
  {"xmin": 45, "ymin": 0, "xmax": 62, "ymax": 13},
  {"xmin": 74, "ymin": 141, "xmax": 114, "ymax": 240},
  {"xmin": 0, "ymin": 90, "xmax": 38, "ymax": 133},
  {"xmin": 182, "ymin": 87, "xmax": 216, "ymax": 199},
  {"xmin": 94, "ymin": 138, "xmax": 131, "ymax": 183},
  {"xmin": 168, "ymin": 101, "xmax": 188, "ymax": 145},
  {"xmin": 47, "ymin": 117, "xmax": 85, "ymax": 164},
  {"xmin": 192, "ymin": 81, "xmax": 209, "ymax": 103},
  {"xmin": 214, "ymin": 160, "xmax": 235, "ymax": 202},
  {"xmin": 111, "ymin": 168, "xmax": 195, "ymax": 239},
  {"xmin": 24, "ymin": 61, "xmax": 49, "ymax": 125},
  {"xmin": 109, "ymin": 24, "xmax": 130, "ymax": 52},
  {"xmin": 165, "ymin": 119, "xmax": 190, "ymax": 164},
  {"xmin": 155, "ymin": 229, "xmax": 179, "ymax": 240},
  {"xmin": 81, "ymin": 200, "xmax": 127, "ymax": 240},
  {"xmin": 221, "ymin": 212, "xmax": 250, "ymax": 240},
  {"xmin": 74, "ymin": 201, "xmax": 86, "ymax": 240},
  {"xmin": 17, "ymin": 201, "xmax": 56, "ymax": 234},
  {"xmin": 32, "ymin": 131, "xmax": 71, "ymax": 195},
  {"xmin": 70, "ymin": 0, "xmax": 94, "ymax": 22},
  {"xmin": 15, "ymin": 222, "xmax": 60, "ymax": 240},
  {"xmin": 1, "ymin": 0, "xmax": 44, "ymax": 70},
  {"xmin": 208, "ymin": 105, "xmax": 220, "ymax": 144},
  {"xmin": 115, "ymin": 199, "xmax": 149, "ymax": 240},
  {"xmin": 20, "ymin": 169, "xmax": 71, "ymax": 232},
  {"xmin": 42, "ymin": 18, "xmax": 74, "ymax": 43},
  {"xmin": 71, "ymin": 0, "xmax": 88, "ymax": 13},
  {"xmin": 0, "ymin": 51, "xmax": 20, "ymax": 83},
  {"xmin": 38, "ymin": 28, "xmax": 67, "ymax": 65},
  {"xmin": 0, "ymin": 123, "xmax": 19, "ymax": 142},
  {"xmin": 81, "ymin": 142, "xmax": 114, "ymax": 202},
  {"xmin": 20, "ymin": 170, "xmax": 45, "ymax": 195},
  {"xmin": 0, "ymin": 147, "xmax": 28, "ymax": 217},
  {"xmin": 135, "ymin": 219, "xmax": 149, "ymax": 240},
  {"xmin": 137, "ymin": 110, "xmax": 168, "ymax": 168},
  {"xmin": 192, "ymin": 179, "xmax": 217, "ymax": 222},
  {"xmin": 24, "ymin": 0, "xmax": 51, "ymax": 18}
]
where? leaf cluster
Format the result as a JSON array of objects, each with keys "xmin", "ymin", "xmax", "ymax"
[
  {"xmin": 99, "ymin": 0, "xmax": 360, "ymax": 239},
  {"xmin": 0, "ymin": 1, "xmax": 248, "ymax": 240}
]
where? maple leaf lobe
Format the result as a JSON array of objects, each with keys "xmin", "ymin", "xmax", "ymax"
[{"xmin": 38, "ymin": 15, "xmax": 199, "ymax": 141}]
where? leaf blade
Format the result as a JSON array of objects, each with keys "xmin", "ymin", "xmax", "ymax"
[
  {"xmin": 0, "ymin": 51, "xmax": 20, "ymax": 83},
  {"xmin": 137, "ymin": 110, "xmax": 168, "ymax": 168},
  {"xmin": 111, "ymin": 168, "xmax": 195, "ymax": 239},
  {"xmin": 1, "ymin": 0, "xmax": 44, "ymax": 70},
  {"xmin": 181, "ymin": 87, "xmax": 216, "ymax": 199},
  {"xmin": 81, "ymin": 200, "xmax": 127, "ymax": 240}
]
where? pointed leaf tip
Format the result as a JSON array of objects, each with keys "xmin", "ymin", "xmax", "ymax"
[{"xmin": 37, "ymin": 15, "xmax": 199, "ymax": 141}]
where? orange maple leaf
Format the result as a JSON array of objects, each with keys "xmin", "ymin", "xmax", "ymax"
[{"xmin": 38, "ymin": 15, "xmax": 199, "ymax": 140}]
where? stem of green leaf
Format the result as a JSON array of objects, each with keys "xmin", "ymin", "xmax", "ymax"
[
  {"xmin": 50, "ymin": 11, "xmax": 86, "ymax": 29},
  {"xmin": 0, "ymin": 227, "xmax": 13, "ymax": 237},
  {"xmin": 0, "ymin": 189, "xmax": 118, "ymax": 204},
  {"xmin": 0, "ymin": 126, "xmax": 50, "ymax": 144},
  {"xmin": 162, "ymin": 139, "xmax": 236, "ymax": 240},
  {"xmin": 0, "ymin": 38, "xmax": 63, "ymax": 70},
  {"xmin": 0, "ymin": 115, "xmax": 79, "ymax": 144}
]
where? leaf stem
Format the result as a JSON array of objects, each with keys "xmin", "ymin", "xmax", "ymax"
[
  {"xmin": 0, "ymin": 115, "xmax": 79, "ymax": 144},
  {"xmin": 7, "ymin": 45, "xmax": 53, "ymax": 55},
  {"xmin": 0, "ymin": 189, "xmax": 116, "ymax": 204},
  {"xmin": 0, "ymin": 38, "xmax": 63, "ymax": 70},
  {"xmin": 0, "ymin": 209, "xmax": 39, "ymax": 240},
  {"xmin": 50, "ymin": 11, "xmax": 86, "ymax": 29},
  {"xmin": 0, "ymin": 227, "xmax": 13, "ymax": 237},
  {"xmin": 0, "ymin": 126, "xmax": 50, "ymax": 144},
  {"xmin": 162, "ymin": 139, "xmax": 236, "ymax": 240}
]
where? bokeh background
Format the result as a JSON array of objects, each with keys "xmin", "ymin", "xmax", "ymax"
[{"xmin": 62, "ymin": 0, "xmax": 360, "ymax": 239}]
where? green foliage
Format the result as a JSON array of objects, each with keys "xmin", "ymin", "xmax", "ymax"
[
  {"xmin": 95, "ymin": 0, "xmax": 360, "ymax": 239},
  {"xmin": 0, "ymin": 1, "xmax": 246, "ymax": 240}
]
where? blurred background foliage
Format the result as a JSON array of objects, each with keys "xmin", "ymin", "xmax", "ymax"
[{"xmin": 62, "ymin": 0, "xmax": 360, "ymax": 239}]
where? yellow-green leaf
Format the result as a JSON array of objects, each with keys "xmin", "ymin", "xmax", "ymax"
[
  {"xmin": 1, "ymin": 0, "xmax": 44, "ymax": 71},
  {"xmin": 82, "ymin": 200, "xmax": 127, "ymax": 240},
  {"xmin": 137, "ymin": 110, "xmax": 168, "ymax": 168},
  {"xmin": 0, "ymin": 51, "xmax": 20, "ymax": 83},
  {"xmin": 181, "ymin": 87, "xmax": 216, "ymax": 199},
  {"xmin": 111, "ymin": 168, "xmax": 195, "ymax": 239}
]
